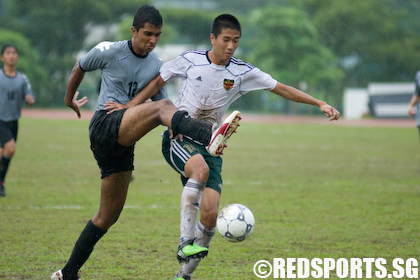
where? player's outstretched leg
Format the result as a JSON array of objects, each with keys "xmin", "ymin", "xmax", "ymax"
[
  {"xmin": 206, "ymin": 110, "xmax": 241, "ymax": 157},
  {"xmin": 170, "ymin": 109, "xmax": 241, "ymax": 157},
  {"xmin": 171, "ymin": 110, "xmax": 212, "ymax": 145}
]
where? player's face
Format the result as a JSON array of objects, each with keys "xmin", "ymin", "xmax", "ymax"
[
  {"xmin": 1, "ymin": 47, "xmax": 19, "ymax": 67},
  {"xmin": 131, "ymin": 22, "xmax": 162, "ymax": 56},
  {"xmin": 209, "ymin": 28, "xmax": 240, "ymax": 65}
]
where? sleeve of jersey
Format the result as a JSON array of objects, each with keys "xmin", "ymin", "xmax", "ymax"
[
  {"xmin": 416, "ymin": 71, "xmax": 420, "ymax": 96},
  {"xmin": 241, "ymin": 68, "xmax": 277, "ymax": 93},
  {"xmin": 159, "ymin": 55, "xmax": 189, "ymax": 83},
  {"xmin": 22, "ymin": 74, "xmax": 35, "ymax": 100},
  {"xmin": 79, "ymin": 42, "xmax": 111, "ymax": 72}
]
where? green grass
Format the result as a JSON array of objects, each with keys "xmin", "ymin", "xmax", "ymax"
[{"xmin": 1, "ymin": 117, "xmax": 419, "ymax": 279}]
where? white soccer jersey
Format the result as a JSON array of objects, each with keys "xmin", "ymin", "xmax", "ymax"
[{"xmin": 160, "ymin": 50, "xmax": 277, "ymax": 125}]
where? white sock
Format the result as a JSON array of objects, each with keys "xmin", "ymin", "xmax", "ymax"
[
  {"xmin": 177, "ymin": 221, "xmax": 216, "ymax": 278},
  {"xmin": 194, "ymin": 220, "xmax": 216, "ymax": 248},
  {"xmin": 179, "ymin": 179, "xmax": 205, "ymax": 245}
]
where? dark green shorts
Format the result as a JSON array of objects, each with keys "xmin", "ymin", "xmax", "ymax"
[{"xmin": 162, "ymin": 130, "xmax": 223, "ymax": 194}]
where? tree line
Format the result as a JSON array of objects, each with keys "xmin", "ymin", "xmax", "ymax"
[{"xmin": 1, "ymin": 0, "xmax": 419, "ymax": 113}]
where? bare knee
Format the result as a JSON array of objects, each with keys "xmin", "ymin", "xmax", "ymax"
[
  {"xmin": 155, "ymin": 99, "xmax": 174, "ymax": 114},
  {"xmin": 192, "ymin": 163, "xmax": 210, "ymax": 182},
  {"xmin": 159, "ymin": 99, "xmax": 174, "ymax": 107},
  {"xmin": 3, "ymin": 141, "xmax": 16, "ymax": 158},
  {"xmin": 92, "ymin": 210, "xmax": 122, "ymax": 230},
  {"xmin": 185, "ymin": 155, "xmax": 209, "ymax": 182},
  {"xmin": 155, "ymin": 99, "xmax": 177, "ymax": 127}
]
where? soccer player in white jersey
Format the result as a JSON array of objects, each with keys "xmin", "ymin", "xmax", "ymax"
[
  {"xmin": 105, "ymin": 14, "xmax": 340, "ymax": 280},
  {"xmin": 50, "ymin": 6, "xmax": 237, "ymax": 280}
]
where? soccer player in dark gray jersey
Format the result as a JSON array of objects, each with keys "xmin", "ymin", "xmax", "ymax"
[
  {"xmin": 79, "ymin": 39, "xmax": 167, "ymax": 111},
  {"xmin": 0, "ymin": 44, "xmax": 35, "ymax": 197},
  {"xmin": 408, "ymin": 71, "xmax": 420, "ymax": 126},
  {"xmin": 408, "ymin": 71, "xmax": 420, "ymax": 147},
  {"xmin": 0, "ymin": 69, "xmax": 33, "ymax": 121},
  {"xmin": 51, "ymin": 5, "xmax": 236, "ymax": 280}
]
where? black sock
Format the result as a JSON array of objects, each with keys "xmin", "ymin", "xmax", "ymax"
[
  {"xmin": 0, "ymin": 155, "xmax": 11, "ymax": 183},
  {"xmin": 62, "ymin": 220, "xmax": 107, "ymax": 279},
  {"xmin": 171, "ymin": 111, "xmax": 212, "ymax": 145}
]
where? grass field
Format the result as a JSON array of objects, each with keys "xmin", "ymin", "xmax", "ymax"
[{"xmin": 1, "ymin": 116, "xmax": 419, "ymax": 279}]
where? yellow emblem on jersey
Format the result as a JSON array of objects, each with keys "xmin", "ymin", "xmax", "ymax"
[{"xmin": 224, "ymin": 79, "xmax": 234, "ymax": 91}]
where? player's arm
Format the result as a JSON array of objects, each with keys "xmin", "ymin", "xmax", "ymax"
[
  {"xmin": 64, "ymin": 62, "xmax": 88, "ymax": 118},
  {"xmin": 23, "ymin": 75, "xmax": 35, "ymax": 106},
  {"xmin": 408, "ymin": 94, "xmax": 419, "ymax": 116},
  {"xmin": 105, "ymin": 74, "xmax": 167, "ymax": 114},
  {"xmin": 25, "ymin": 94, "xmax": 35, "ymax": 106},
  {"xmin": 270, "ymin": 82, "xmax": 340, "ymax": 121}
]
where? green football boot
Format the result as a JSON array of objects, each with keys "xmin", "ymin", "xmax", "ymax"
[
  {"xmin": 174, "ymin": 277, "xmax": 191, "ymax": 280},
  {"xmin": 177, "ymin": 239, "xmax": 208, "ymax": 263}
]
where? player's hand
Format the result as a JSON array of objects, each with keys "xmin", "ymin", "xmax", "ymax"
[
  {"xmin": 70, "ymin": 91, "xmax": 88, "ymax": 119},
  {"xmin": 25, "ymin": 94, "xmax": 35, "ymax": 106},
  {"xmin": 408, "ymin": 105, "xmax": 416, "ymax": 116},
  {"xmin": 105, "ymin": 101, "xmax": 127, "ymax": 114},
  {"xmin": 320, "ymin": 103, "xmax": 340, "ymax": 121},
  {"xmin": 168, "ymin": 128, "xmax": 183, "ymax": 142}
]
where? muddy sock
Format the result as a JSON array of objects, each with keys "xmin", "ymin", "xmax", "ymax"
[{"xmin": 171, "ymin": 111, "xmax": 212, "ymax": 145}]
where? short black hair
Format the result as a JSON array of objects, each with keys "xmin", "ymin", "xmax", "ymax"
[
  {"xmin": 1, "ymin": 44, "xmax": 18, "ymax": 56},
  {"xmin": 132, "ymin": 5, "xmax": 162, "ymax": 31},
  {"xmin": 211, "ymin": 14, "xmax": 241, "ymax": 38}
]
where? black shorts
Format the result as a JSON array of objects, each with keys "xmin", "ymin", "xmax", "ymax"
[
  {"xmin": 0, "ymin": 120, "xmax": 18, "ymax": 147},
  {"xmin": 89, "ymin": 110, "xmax": 134, "ymax": 179}
]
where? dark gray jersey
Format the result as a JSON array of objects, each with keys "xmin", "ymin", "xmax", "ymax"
[
  {"xmin": 79, "ymin": 40, "xmax": 167, "ymax": 112},
  {"xmin": 0, "ymin": 69, "xmax": 34, "ymax": 121}
]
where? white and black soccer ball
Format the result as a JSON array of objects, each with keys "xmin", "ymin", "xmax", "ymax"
[{"xmin": 216, "ymin": 203, "xmax": 255, "ymax": 242}]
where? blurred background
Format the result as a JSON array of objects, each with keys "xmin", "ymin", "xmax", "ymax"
[{"xmin": 1, "ymin": 0, "xmax": 419, "ymax": 118}]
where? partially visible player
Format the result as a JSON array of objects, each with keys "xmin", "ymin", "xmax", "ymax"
[
  {"xmin": 105, "ymin": 13, "xmax": 340, "ymax": 280},
  {"xmin": 0, "ymin": 44, "xmax": 35, "ymax": 197},
  {"xmin": 408, "ymin": 71, "xmax": 420, "ymax": 137},
  {"xmin": 50, "ymin": 5, "xmax": 235, "ymax": 280}
]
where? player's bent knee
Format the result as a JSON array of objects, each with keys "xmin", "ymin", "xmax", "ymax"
[
  {"xmin": 188, "ymin": 165, "xmax": 209, "ymax": 183},
  {"xmin": 93, "ymin": 215, "xmax": 120, "ymax": 231},
  {"xmin": 197, "ymin": 164, "xmax": 210, "ymax": 179},
  {"xmin": 185, "ymin": 155, "xmax": 209, "ymax": 181},
  {"xmin": 4, "ymin": 141, "xmax": 16, "ymax": 157},
  {"xmin": 156, "ymin": 99, "xmax": 173, "ymax": 108}
]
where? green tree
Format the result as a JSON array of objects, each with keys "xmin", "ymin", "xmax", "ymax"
[
  {"xmin": 211, "ymin": 0, "xmax": 284, "ymax": 14},
  {"xmin": 293, "ymin": 0, "xmax": 420, "ymax": 87},
  {"xmin": 0, "ymin": 0, "xmax": 148, "ymax": 106},
  {"xmin": 241, "ymin": 5, "xmax": 343, "ymax": 113},
  {"xmin": 159, "ymin": 8, "xmax": 220, "ymax": 46}
]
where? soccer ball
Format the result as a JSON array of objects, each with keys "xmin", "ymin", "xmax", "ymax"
[{"xmin": 216, "ymin": 203, "xmax": 255, "ymax": 242}]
